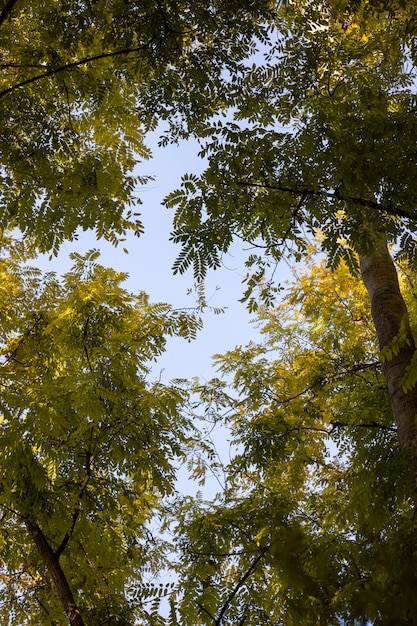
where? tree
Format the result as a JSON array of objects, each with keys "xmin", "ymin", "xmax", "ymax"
[
  {"xmin": 170, "ymin": 255, "xmax": 417, "ymax": 625},
  {"xmin": 3, "ymin": 0, "xmax": 417, "ymax": 623},
  {"xmin": 0, "ymin": 0, "xmax": 276, "ymax": 252},
  {"xmin": 163, "ymin": 0, "xmax": 417, "ymax": 622},
  {"xmin": 0, "ymin": 239, "xmax": 202, "ymax": 625},
  {"xmin": 168, "ymin": 0, "xmax": 417, "ymax": 461},
  {"xmin": 0, "ymin": 2, "xmax": 278, "ymax": 623}
]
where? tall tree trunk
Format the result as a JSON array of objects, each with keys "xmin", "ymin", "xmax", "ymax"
[
  {"xmin": 27, "ymin": 521, "xmax": 85, "ymax": 626},
  {"xmin": 360, "ymin": 242, "xmax": 417, "ymax": 456}
]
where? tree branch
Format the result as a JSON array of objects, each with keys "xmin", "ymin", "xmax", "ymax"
[
  {"xmin": 0, "ymin": 0, "xmax": 19, "ymax": 28},
  {"xmin": 27, "ymin": 521, "xmax": 85, "ymax": 625},
  {"xmin": 196, "ymin": 600, "xmax": 217, "ymax": 623},
  {"xmin": 55, "ymin": 452, "xmax": 92, "ymax": 559},
  {"xmin": 330, "ymin": 420, "xmax": 397, "ymax": 432},
  {"xmin": 236, "ymin": 180, "xmax": 415, "ymax": 220},
  {"xmin": 361, "ymin": 243, "xmax": 417, "ymax": 455},
  {"xmin": 187, "ymin": 548, "xmax": 261, "ymax": 558},
  {"xmin": 265, "ymin": 361, "xmax": 381, "ymax": 406},
  {"xmin": 214, "ymin": 545, "xmax": 270, "ymax": 625},
  {"xmin": 0, "ymin": 42, "xmax": 155, "ymax": 99},
  {"xmin": 78, "ymin": 541, "xmax": 111, "ymax": 622}
]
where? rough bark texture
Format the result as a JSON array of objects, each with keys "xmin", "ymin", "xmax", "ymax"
[
  {"xmin": 27, "ymin": 521, "xmax": 85, "ymax": 626},
  {"xmin": 360, "ymin": 243, "xmax": 417, "ymax": 456}
]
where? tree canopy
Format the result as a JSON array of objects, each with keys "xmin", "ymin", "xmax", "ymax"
[
  {"xmin": 169, "ymin": 0, "xmax": 417, "ymax": 278},
  {"xmin": 167, "ymin": 0, "xmax": 417, "ymax": 459},
  {"xmin": 0, "ymin": 240, "xmax": 203, "ymax": 624},
  {"xmin": 170, "ymin": 255, "xmax": 417, "ymax": 625},
  {"xmin": 165, "ymin": 1, "xmax": 417, "ymax": 623},
  {"xmin": 1, "ymin": 0, "xmax": 417, "ymax": 624},
  {"xmin": 0, "ymin": 0, "xmax": 275, "ymax": 251}
]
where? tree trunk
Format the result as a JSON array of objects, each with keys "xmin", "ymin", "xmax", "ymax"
[
  {"xmin": 360, "ymin": 242, "xmax": 417, "ymax": 456},
  {"xmin": 27, "ymin": 521, "xmax": 85, "ymax": 626}
]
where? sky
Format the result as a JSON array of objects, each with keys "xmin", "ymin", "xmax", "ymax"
[
  {"xmin": 33, "ymin": 127, "xmax": 296, "ymax": 509},
  {"xmin": 31, "ymin": 127, "xmax": 296, "ymax": 514},
  {"xmin": 35, "ymin": 129, "xmax": 292, "ymax": 384}
]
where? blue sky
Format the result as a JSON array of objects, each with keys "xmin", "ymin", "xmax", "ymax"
[
  {"xmin": 32, "ymin": 129, "xmax": 292, "ymax": 504},
  {"xmin": 35, "ymin": 130, "xmax": 292, "ymax": 384}
]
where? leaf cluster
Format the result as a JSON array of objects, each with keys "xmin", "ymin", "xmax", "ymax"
[
  {"xmin": 0, "ymin": 244, "xmax": 202, "ymax": 624},
  {"xmin": 0, "ymin": 0, "xmax": 277, "ymax": 252},
  {"xmin": 170, "ymin": 257, "xmax": 417, "ymax": 625},
  {"xmin": 168, "ymin": 0, "xmax": 417, "ymax": 299}
]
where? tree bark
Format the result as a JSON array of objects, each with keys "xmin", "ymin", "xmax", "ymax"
[
  {"xmin": 27, "ymin": 521, "xmax": 85, "ymax": 626},
  {"xmin": 360, "ymin": 243, "xmax": 417, "ymax": 456}
]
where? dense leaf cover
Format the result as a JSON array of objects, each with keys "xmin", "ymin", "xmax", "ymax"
[
  {"xmin": 168, "ymin": 0, "xmax": 417, "ymax": 301},
  {"xmin": 171, "ymin": 256, "xmax": 417, "ymax": 625},
  {"xmin": 0, "ymin": 0, "xmax": 276, "ymax": 252},
  {"xmin": 1, "ymin": 0, "xmax": 417, "ymax": 624},
  {"xmin": 162, "ymin": 1, "xmax": 417, "ymax": 624},
  {"xmin": 0, "ymin": 241, "xmax": 200, "ymax": 624}
]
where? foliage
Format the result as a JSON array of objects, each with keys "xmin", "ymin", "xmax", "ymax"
[
  {"xmin": 167, "ymin": 0, "xmax": 417, "ymax": 303},
  {"xmin": 0, "ymin": 239, "xmax": 201, "ymax": 624},
  {"xmin": 170, "ymin": 256, "xmax": 417, "ymax": 625},
  {"xmin": 0, "ymin": 0, "xmax": 276, "ymax": 253},
  {"xmin": 2, "ymin": 1, "xmax": 417, "ymax": 623},
  {"xmin": 163, "ymin": 2, "xmax": 417, "ymax": 624}
]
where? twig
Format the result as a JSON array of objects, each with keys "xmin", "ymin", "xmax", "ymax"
[
  {"xmin": 236, "ymin": 180, "xmax": 415, "ymax": 220},
  {"xmin": 196, "ymin": 600, "xmax": 217, "ymax": 623},
  {"xmin": 0, "ymin": 42, "xmax": 155, "ymax": 99},
  {"xmin": 0, "ymin": 0, "xmax": 19, "ymax": 28},
  {"xmin": 213, "ymin": 546, "xmax": 270, "ymax": 625}
]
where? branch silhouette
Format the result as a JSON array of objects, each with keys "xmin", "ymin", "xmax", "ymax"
[
  {"xmin": 0, "ymin": 0, "xmax": 19, "ymax": 28},
  {"xmin": 0, "ymin": 42, "xmax": 155, "ymax": 99},
  {"xmin": 236, "ymin": 180, "xmax": 415, "ymax": 220},
  {"xmin": 196, "ymin": 545, "xmax": 270, "ymax": 625}
]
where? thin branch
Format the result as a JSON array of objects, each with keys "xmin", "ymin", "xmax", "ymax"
[
  {"xmin": 196, "ymin": 600, "xmax": 217, "ymax": 623},
  {"xmin": 224, "ymin": 519, "xmax": 260, "ymax": 547},
  {"xmin": 232, "ymin": 230, "xmax": 270, "ymax": 250},
  {"xmin": 0, "ymin": 42, "xmax": 155, "ymax": 99},
  {"xmin": 82, "ymin": 317, "xmax": 94, "ymax": 372},
  {"xmin": 267, "ymin": 361, "xmax": 380, "ymax": 405},
  {"xmin": 186, "ymin": 548, "xmax": 262, "ymax": 558},
  {"xmin": 279, "ymin": 190, "xmax": 309, "ymax": 244},
  {"xmin": 330, "ymin": 420, "xmax": 397, "ymax": 433},
  {"xmin": 0, "ymin": 0, "xmax": 19, "ymax": 28},
  {"xmin": 55, "ymin": 452, "xmax": 93, "ymax": 558},
  {"xmin": 78, "ymin": 541, "xmax": 111, "ymax": 622},
  {"xmin": 236, "ymin": 180, "xmax": 415, "ymax": 220},
  {"xmin": 237, "ymin": 180, "xmax": 319, "ymax": 197},
  {"xmin": 155, "ymin": 0, "xmax": 172, "ymax": 34},
  {"xmin": 62, "ymin": 80, "xmax": 77, "ymax": 138},
  {"xmin": 35, "ymin": 594, "xmax": 51, "ymax": 618},
  {"xmin": 214, "ymin": 545, "xmax": 271, "ymax": 625}
]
